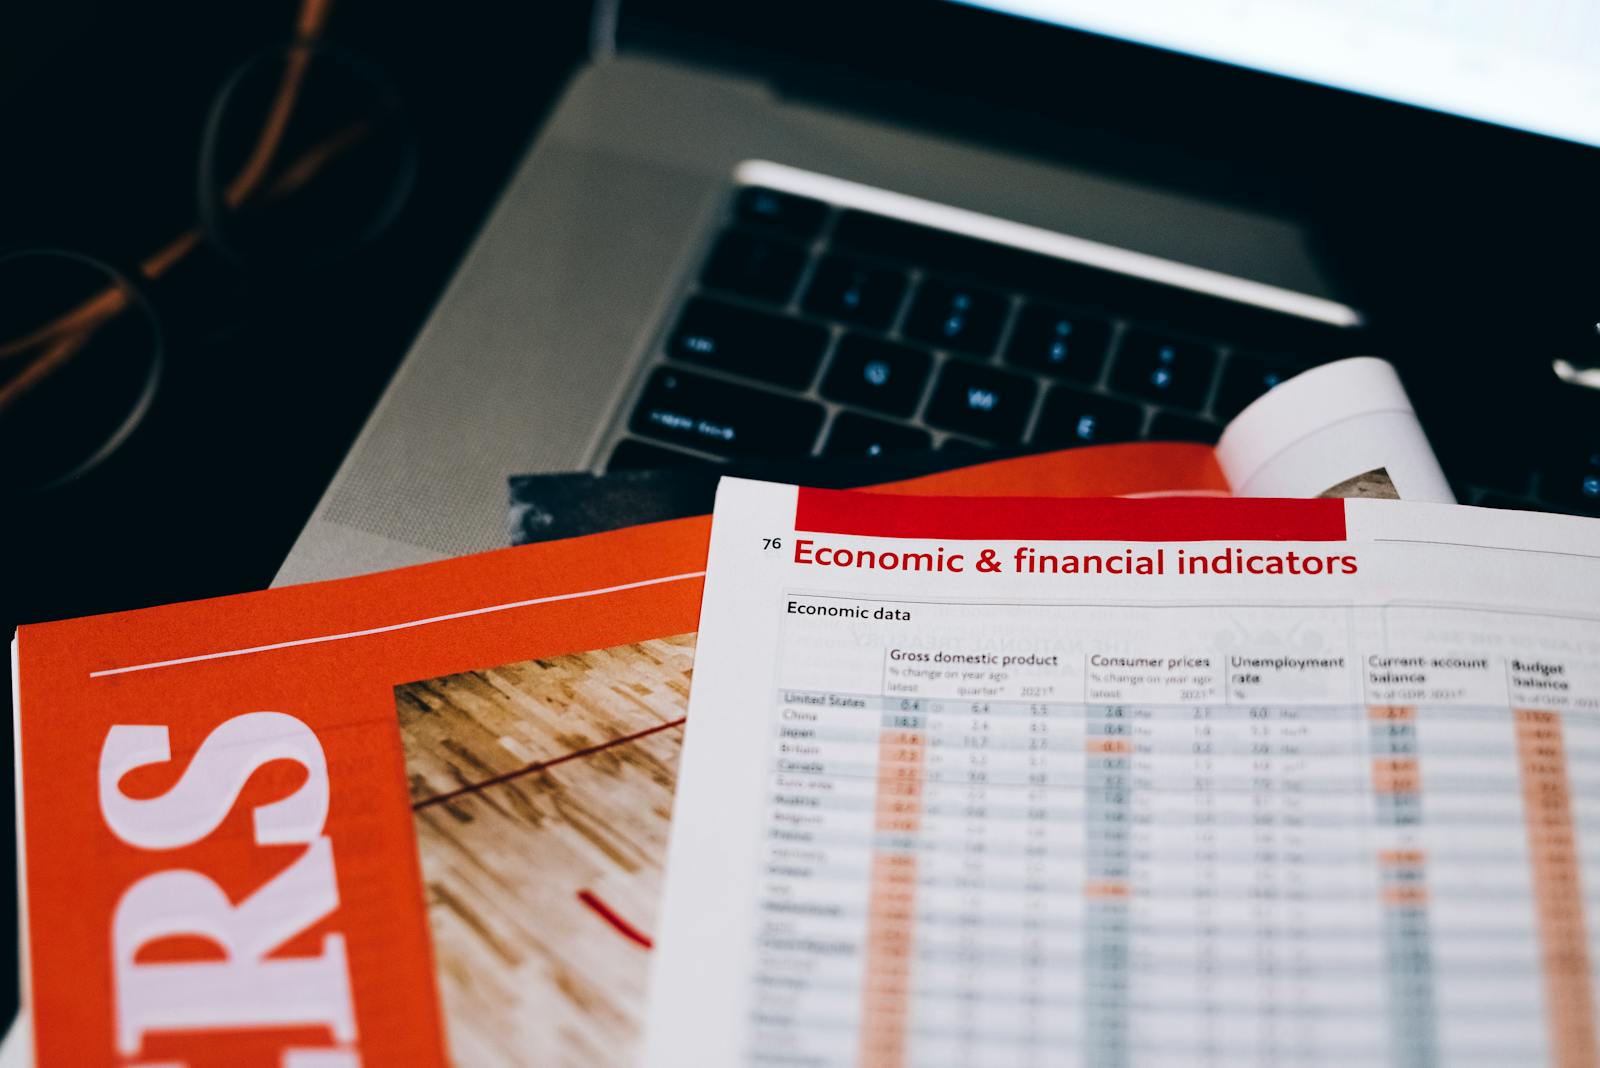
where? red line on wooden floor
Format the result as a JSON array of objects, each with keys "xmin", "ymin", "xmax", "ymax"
[
  {"xmin": 578, "ymin": 889, "xmax": 655, "ymax": 949},
  {"xmin": 411, "ymin": 716, "xmax": 688, "ymax": 811}
]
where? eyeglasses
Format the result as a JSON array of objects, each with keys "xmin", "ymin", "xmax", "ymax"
[
  {"xmin": 0, "ymin": 250, "xmax": 165, "ymax": 492},
  {"xmin": 1, "ymin": 5, "xmax": 416, "ymax": 495}
]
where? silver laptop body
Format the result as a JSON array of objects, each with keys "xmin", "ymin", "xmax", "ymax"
[{"xmin": 274, "ymin": 17, "xmax": 1362, "ymax": 586}]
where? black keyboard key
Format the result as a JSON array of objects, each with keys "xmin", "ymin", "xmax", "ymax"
[
  {"xmin": 820, "ymin": 334, "xmax": 932, "ymax": 417},
  {"xmin": 630, "ymin": 368, "xmax": 823, "ymax": 458},
  {"xmin": 1110, "ymin": 330, "xmax": 1219, "ymax": 409},
  {"xmin": 1033, "ymin": 385, "xmax": 1142, "ymax": 447},
  {"xmin": 699, "ymin": 229, "xmax": 808, "ymax": 304},
  {"xmin": 1148, "ymin": 412, "xmax": 1221, "ymax": 444},
  {"xmin": 1455, "ymin": 451, "xmax": 1535, "ymax": 496},
  {"xmin": 832, "ymin": 209, "xmax": 1083, "ymax": 304},
  {"xmin": 801, "ymin": 255, "xmax": 907, "ymax": 329},
  {"xmin": 735, "ymin": 186, "xmax": 827, "ymax": 238},
  {"xmin": 1216, "ymin": 352, "xmax": 1298, "ymax": 418},
  {"xmin": 925, "ymin": 361, "xmax": 1036, "ymax": 444},
  {"xmin": 1004, "ymin": 302, "xmax": 1111, "ymax": 382},
  {"xmin": 902, "ymin": 278, "xmax": 1008, "ymax": 355},
  {"xmin": 668, "ymin": 297, "xmax": 828, "ymax": 389},
  {"xmin": 607, "ymin": 439, "xmax": 712, "ymax": 471},
  {"xmin": 1538, "ymin": 449, "xmax": 1600, "ymax": 516},
  {"xmin": 823, "ymin": 412, "xmax": 931, "ymax": 458},
  {"xmin": 939, "ymin": 437, "xmax": 992, "ymax": 454},
  {"xmin": 1476, "ymin": 493, "xmax": 1536, "ymax": 511}
]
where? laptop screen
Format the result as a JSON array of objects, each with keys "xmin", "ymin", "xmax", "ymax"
[{"xmin": 952, "ymin": 0, "xmax": 1600, "ymax": 149}]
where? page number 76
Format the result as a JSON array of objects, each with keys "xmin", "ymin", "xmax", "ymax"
[{"xmin": 762, "ymin": 537, "xmax": 783, "ymax": 551}]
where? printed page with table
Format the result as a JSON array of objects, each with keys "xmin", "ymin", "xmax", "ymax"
[{"xmin": 646, "ymin": 480, "xmax": 1600, "ymax": 1067}]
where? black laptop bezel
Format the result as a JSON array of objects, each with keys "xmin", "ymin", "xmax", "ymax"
[{"xmin": 616, "ymin": 0, "xmax": 1600, "ymax": 220}]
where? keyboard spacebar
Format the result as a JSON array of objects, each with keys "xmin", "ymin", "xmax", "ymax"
[{"xmin": 630, "ymin": 368, "xmax": 824, "ymax": 458}]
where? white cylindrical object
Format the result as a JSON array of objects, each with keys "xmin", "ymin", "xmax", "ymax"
[{"xmin": 1216, "ymin": 356, "xmax": 1455, "ymax": 502}]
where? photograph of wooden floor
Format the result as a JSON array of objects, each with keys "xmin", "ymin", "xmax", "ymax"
[{"xmin": 396, "ymin": 633, "xmax": 696, "ymax": 1067}]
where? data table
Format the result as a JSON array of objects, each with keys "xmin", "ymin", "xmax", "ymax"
[{"xmin": 748, "ymin": 602, "xmax": 1600, "ymax": 1067}]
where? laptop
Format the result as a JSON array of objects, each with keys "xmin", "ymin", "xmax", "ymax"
[{"xmin": 275, "ymin": 0, "xmax": 1600, "ymax": 586}]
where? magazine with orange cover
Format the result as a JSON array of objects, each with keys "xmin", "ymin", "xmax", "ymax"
[{"xmin": 10, "ymin": 444, "xmax": 1226, "ymax": 1067}]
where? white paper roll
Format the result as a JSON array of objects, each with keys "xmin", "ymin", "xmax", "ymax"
[{"xmin": 1216, "ymin": 356, "xmax": 1455, "ymax": 502}]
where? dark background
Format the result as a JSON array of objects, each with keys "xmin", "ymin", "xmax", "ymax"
[{"xmin": 0, "ymin": 0, "xmax": 592, "ymax": 1020}]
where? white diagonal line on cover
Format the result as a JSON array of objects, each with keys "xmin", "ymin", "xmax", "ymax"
[{"xmin": 88, "ymin": 571, "xmax": 708, "ymax": 678}]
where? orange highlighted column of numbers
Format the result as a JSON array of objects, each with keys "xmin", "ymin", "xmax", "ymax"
[
  {"xmin": 1370, "ymin": 706, "xmax": 1429, "ymax": 907},
  {"xmin": 1084, "ymin": 736, "xmax": 1132, "ymax": 902},
  {"xmin": 1514, "ymin": 709, "xmax": 1598, "ymax": 1068},
  {"xmin": 860, "ymin": 729, "xmax": 923, "ymax": 1068}
]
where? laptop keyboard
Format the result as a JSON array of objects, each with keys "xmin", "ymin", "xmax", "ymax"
[{"xmin": 611, "ymin": 181, "xmax": 1600, "ymax": 518}]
